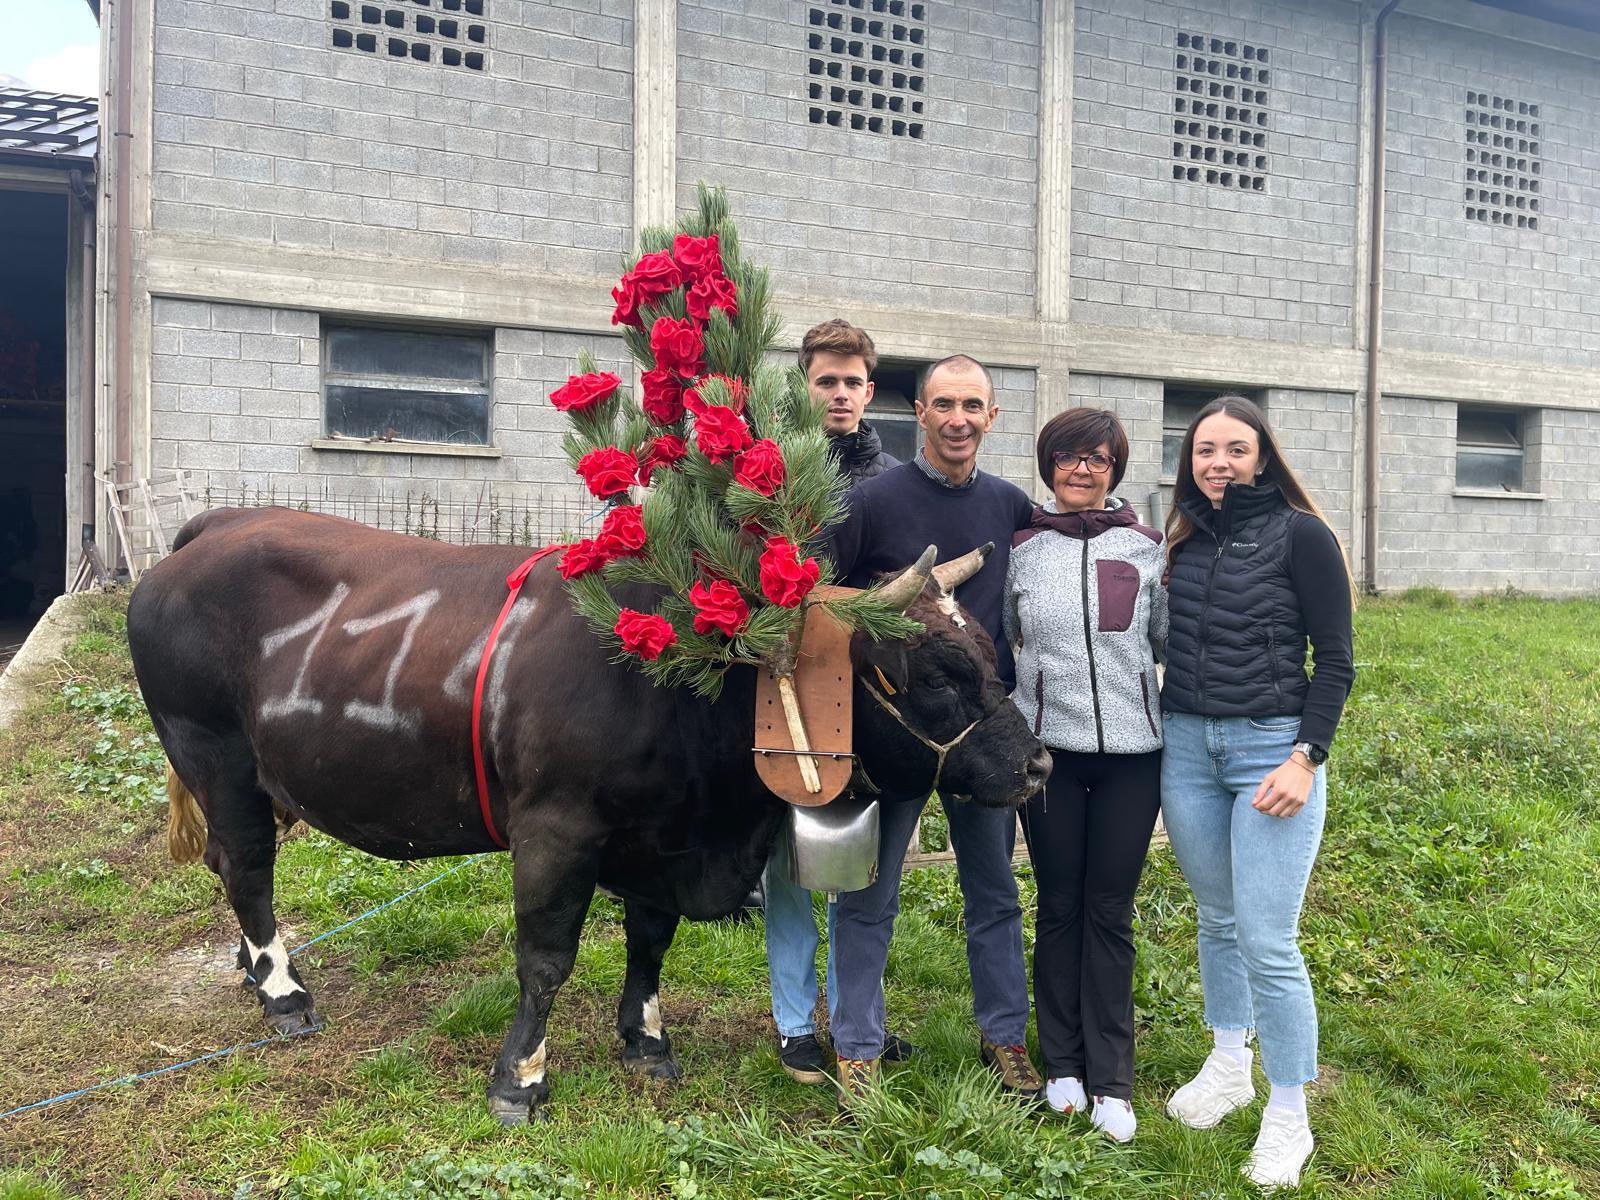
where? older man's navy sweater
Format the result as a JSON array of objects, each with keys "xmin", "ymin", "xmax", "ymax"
[{"xmin": 825, "ymin": 462, "xmax": 1034, "ymax": 690}]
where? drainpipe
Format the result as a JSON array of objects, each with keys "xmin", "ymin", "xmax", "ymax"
[
  {"xmin": 69, "ymin": 170, "xmax": 98, "ymax": 554},
  {"xmin": 1363, "ymin": 0, "xmax": 1402, "ymax": 595},
  {"xmin": 110, "ymin": 0, "xmax": 134, "ymax": 496}
]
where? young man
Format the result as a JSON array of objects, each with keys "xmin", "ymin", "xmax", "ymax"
[
  {"xmin": 824, "ymin": 354, "xmax": 1044, "ymax": 1104},
  {"xmin": 764, "ymin": 319, "xmax": 902, "ymax": 1085}
]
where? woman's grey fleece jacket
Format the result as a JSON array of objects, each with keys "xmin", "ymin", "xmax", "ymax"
[{"xmin": 1002, "ymin": 497, "xmax": 1169, "ymax": 755}]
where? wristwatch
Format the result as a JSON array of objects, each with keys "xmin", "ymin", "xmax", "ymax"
[{"xmin": 1292, "ymin": 741, "xmax": 1327, "ymax": 765}]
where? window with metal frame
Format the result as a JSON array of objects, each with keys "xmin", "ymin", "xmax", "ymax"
[
  {"xmin": 1161, "ymin": 386, "xmax": 1264, "ymax": 479},
  {"xmin": 1455, "ymin": 406, "xmax": 1525, "ymax": 491},
  {"xmin": 322, "ymin": 324, "xmax": 492, "ymax": 446}
]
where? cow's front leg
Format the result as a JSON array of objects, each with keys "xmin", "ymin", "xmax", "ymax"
[
  {"xmin": 487, "ymin": 824, "xmax": 598, "ymax": 1125},
  {"xmin": 617, "ymin": 899, "xmax": 681, "ymax": 1080}
]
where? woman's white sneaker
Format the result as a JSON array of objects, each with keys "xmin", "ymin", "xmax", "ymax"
[
  {"xmin": 1044, "ymin": 1075, "xmax": 1088, "ymax": 1114},
  {"xmin": 1091, "ymin": 1096, "xmax": 1137, "ymax": 1143},
  {"xmin": 1165, "ymin": 1048, "xmax": 1256, "ymax": 1128},
  {"xmin": 1244, "ymin": 1107, "xmax": 1314, "ymax": 1189}
]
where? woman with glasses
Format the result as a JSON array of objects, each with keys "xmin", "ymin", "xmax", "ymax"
[
  {"xmin": 1158, "ymin": 395, "xmax": 1355, "ymax": 1189},
  {"xmin": 1002, "ymin": 408, "xmax": 1167, "ymax": 1142}
]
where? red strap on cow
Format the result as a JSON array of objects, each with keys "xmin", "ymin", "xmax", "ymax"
[{"xmin": 472, "ymin": 545, "xmax": 564, "ymax": 849}]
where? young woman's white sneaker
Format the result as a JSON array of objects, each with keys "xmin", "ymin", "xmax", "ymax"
[
  {"xmin": 1165, "ymin": 1048, "xmax": 1256, "ymax": 1128},
  {"xmin": 1044, "ymin": 1075, "xmax": 1088, "ymax": 1114},
  {"xmin": 1091, "ymin": 1095, "xmax": 1137, "ymax": 1143},
  {"xmin": 1244, "ymin": 1106, "xmax": 1314, "ymax": 1188}
]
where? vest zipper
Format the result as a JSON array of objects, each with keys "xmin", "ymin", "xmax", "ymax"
[
  {"xmin": 1195, "ymin": 535, "xmax": 1224, "ymax": 712},
  {"xmin": 1081, "ymin": 538, "xmax": 1105, "ymax": 754}
]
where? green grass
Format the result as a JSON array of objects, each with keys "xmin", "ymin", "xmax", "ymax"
[{"xmin": 0, "ymin": 588, "xmax": 1597, "ymax": 1197}]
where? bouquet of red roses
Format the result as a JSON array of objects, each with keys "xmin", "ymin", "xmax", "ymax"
[{"xmin": 550, "ymin": 184, "xmax": 916, "ymax": 699}]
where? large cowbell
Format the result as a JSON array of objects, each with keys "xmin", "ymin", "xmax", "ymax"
[{"xmin": 785, "ymin": 792, "xmax": 880, "ymax": 893}]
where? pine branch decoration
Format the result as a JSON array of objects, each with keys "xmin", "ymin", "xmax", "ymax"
[{"xmin": 547, "ymin": 183, "xmax": 921, "ymax": 699}]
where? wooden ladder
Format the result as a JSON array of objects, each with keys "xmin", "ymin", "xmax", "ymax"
[{"xmin": 99, "ymin": 470, "xmax": 201, "ymax": 581}]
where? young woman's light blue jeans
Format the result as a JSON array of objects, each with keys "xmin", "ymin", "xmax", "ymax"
[{"xmin": 1160, "ymin": 712, "xmax": 1326, "ymax": 1086}]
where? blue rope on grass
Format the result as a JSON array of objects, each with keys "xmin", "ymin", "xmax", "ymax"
[{"xmin": 0, "ymin": 853, "xmax": 489, "ymax": 1121}]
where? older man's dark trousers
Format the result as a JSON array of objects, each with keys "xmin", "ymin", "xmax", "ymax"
[
  {"xmin": 831, "ymin": 792, "xmax": 1029, "ymax": 1063},
  {"xmin": 1021, "ymin": 748, "xmax": 1161, "ymax": 1101}
]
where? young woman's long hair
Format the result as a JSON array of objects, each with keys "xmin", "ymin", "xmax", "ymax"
[{"xmin": 1164, "ymin": 394, "xmax": 1357, "ymax": 605}]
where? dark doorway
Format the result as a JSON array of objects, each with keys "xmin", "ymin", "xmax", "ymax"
[
  {"xmin": 868, "ymin": 359, "xmax": 924, "ymax": 466},
  {"xmin": 0, "ymin": 189, "xmax": 68, "ymax": 648}
]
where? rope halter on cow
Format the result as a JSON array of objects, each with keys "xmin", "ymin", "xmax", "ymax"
[{"xmin": 858, "ymin": 676, "xmax": 986, "ymax": 797}]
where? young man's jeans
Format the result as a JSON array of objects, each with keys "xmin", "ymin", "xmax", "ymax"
[
  {"xmin": 830, "ymin": 792, "xmax": 1029, "ymax": 1063},
  {"xmin": 763, "ymin": 829, "xmax": 838, "ymax": 1038},
  {"xmin": 1159, "ymin": 712, "xmax": 1326, "ymax": 1087}
]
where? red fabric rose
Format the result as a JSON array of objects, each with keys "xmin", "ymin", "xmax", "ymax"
[
  {"xmin": 596, "ymin": 504, "xmax": 646, "ymax": 557},
  {"xmin": 639, "ymin": 434, "xmax": 688, "ymax": 486},
  {"xmin": 614, "ymin": 608, "xmax": 677, "ymax": 660},
  {"xmin": 650, "ymin": 316, "xmax": 706, "ymax": 379},
  {"xmin": 557, "ymin": 539, "xmax": 611, "ymax": 579},
  {"xmin": 610, "ymin": 276, "xmax": 642, "ymax": 328},
  {"xmin": 759, "ymin": 536, "xmax": 821, "ymax": 608},
  {"xmin": 631, "ymin": 250, "xmax": 684, "ymax": 302},
  {"xmin": 550, "ymin": 371, "xmax": 621, "ymax": 414},
  {"xmin": 693, "ymin": 404, "xmax": 753, "ymax": 463},
  {"xmin": 640, "ymin": 367, "xmax": 685, "ymax": 425},
  {"xmin": 689, "ymin": 579, "xmax": 750, "ymax": 638},
  {"xmin": 686, "ymin": 272, "xmax": 738, "ymax": 322},
  {"xmin": 732, "ymin": 439, "xmax": 786, "ymax": 497},
  {"xmin": 672, "ymin": 233, "xmax": 722, "ymax": 282},
  {"xmin": 575, "ymin": 447, "xmax": 638, "ymax": 498},
  {"xmin": 684, "ymin": 374, "xmax": 748, "ymax": 416}
]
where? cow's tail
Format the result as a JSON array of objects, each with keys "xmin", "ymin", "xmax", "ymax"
[{"xmin": 166, "ymin": 762, "xmax": 208, "ymax": 864}]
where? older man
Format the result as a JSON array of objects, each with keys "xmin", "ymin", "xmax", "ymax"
[{"xmin": 825, "ymin": 354, "xmax": 1042, "ymax": 1103}]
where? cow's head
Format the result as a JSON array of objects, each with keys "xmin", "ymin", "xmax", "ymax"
[{"xmin": 850, "ymin": 545, "xmax": 1051, "ymax": 807}]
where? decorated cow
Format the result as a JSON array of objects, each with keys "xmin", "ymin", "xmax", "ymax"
[{"xmin": 128, "ymin": 187, "xmax": 1051, "ymax": 1122}]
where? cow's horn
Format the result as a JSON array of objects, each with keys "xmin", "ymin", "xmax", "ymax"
[
  {"xmin": 875, "ymin": 545, "xmax": 937, "ymax": 612},
  {"xmin": 931, "ymin": 542, "xmax": 993, "ymax": 593}
]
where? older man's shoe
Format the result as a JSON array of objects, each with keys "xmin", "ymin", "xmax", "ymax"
[
  {"xmin": 835, "ymin": 1055, "xmax": 880, "ymax": 1107},
  {"xmin": 980, "ymin": 1037, "xmax": 1043, "ymax": 1101},
  {"xmin": 777, "ymin": 1033, "xmax": 829, "ymax": 1084}
]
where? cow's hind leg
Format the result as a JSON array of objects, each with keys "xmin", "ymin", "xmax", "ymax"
[
  {"xmin": 617, "ymin": 900, "xmax": 681, "ymax": 1080},
  {"xmin": 487, "ymin": 828, "xmax": 599, "ymax": 1125},
  {"xmin": 185, "ymin": 742, "xmax": 322, "ymax": 1035}
]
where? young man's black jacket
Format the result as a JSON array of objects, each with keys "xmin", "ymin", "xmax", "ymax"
[{"xmin": 828, "ymin": 420, "xmax": 899, "ymax": 484}]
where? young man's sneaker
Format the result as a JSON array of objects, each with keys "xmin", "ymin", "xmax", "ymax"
[
  {"xmin": 1166, "ymin": 1048, "xmax": 1256, "ymax": 1128},
  {"xmin": 881, "ymin": 1032, "xmax": 917, "ymax": 1063},
  {"xmin": 777, "ymin": 1033, "xmax": 829, "ymax": 1084},
  {"xmin": 834, "ymin": 1055, "xmax": 880, "ymax": 1107},
  {"xmin": 980, "ymin": 1038, "xmax": 1043, "ymax": 1101},
  {"xmin": 1244, "ymin": 1107, "xmax": 1314, "ymax": 1189},
  {"xmin": 1044, "ymin": 1076, "xmax": 1088, "ymax": 1115},
  {"xmin": 1091, "ymin": 1096, "xmax": 1137, "ymax": 1143}
]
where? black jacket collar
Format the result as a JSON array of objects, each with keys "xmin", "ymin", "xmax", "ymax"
[{"xmin": 1179, "ymin": 481, "xmax": 1287, "ymax": 538}]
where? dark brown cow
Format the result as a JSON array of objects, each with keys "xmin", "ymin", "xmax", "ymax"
[{"xmin": 127, "ymin": 506, "xmax": 1050, "ymax": 1122}]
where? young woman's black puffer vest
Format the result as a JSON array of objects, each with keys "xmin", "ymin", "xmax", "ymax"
[{"xmin": 1161, "ymin": 482, "xmax": 1308, "ymax": 718}]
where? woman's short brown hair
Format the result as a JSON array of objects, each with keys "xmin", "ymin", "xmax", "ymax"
[{"xmin": 1036, "ymin": 407, "xmax": 1130, "ymax": 490}]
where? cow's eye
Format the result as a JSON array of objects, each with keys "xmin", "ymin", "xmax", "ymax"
[{"xmin": 923, "ymin": 674, "xmax": 953, "ymax": 691}]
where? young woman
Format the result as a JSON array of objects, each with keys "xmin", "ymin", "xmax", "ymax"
[
  {"xmin": 1003, "ymin": 408, "xmax": 1167, "ymax": 1143},
  {"xmin": 1159, "ymin": 395, "xmax": 1355, "ymax": 1189}
]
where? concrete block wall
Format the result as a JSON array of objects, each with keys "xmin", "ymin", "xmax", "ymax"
[
  {"xmin": 148, "ymin": 298, "xmax": 625, "ymax": 512},
  {"xmin": 150, "ymin": 0, "xmax": 634, "ymax": 277},
  {"xmin": 1070, "ymin": 0, "xmax": 1361, "ymax": 345},
  {"xmin": 675, "ymin": 0, "xmax": 1040, "ymax": 319},
  {"xmin": 1381, "ymin": 15, "xmax": 1600, "ymax": 370},
  {"xmin": 1377, "ymin": 396, "xmax": 1600, "ymax": 592},
  {"xmin": 985, "ymin": 367, "xmax": 1042, "ymax": 495},
  {"xmin": 1262, "ymin": 387, "xmax": 1354, "ymax": 549}
]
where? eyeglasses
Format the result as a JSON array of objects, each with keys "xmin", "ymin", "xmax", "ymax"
[{"xmin": 1051, "ymin": 451, "xmax": 1116, "ymax": 474}]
